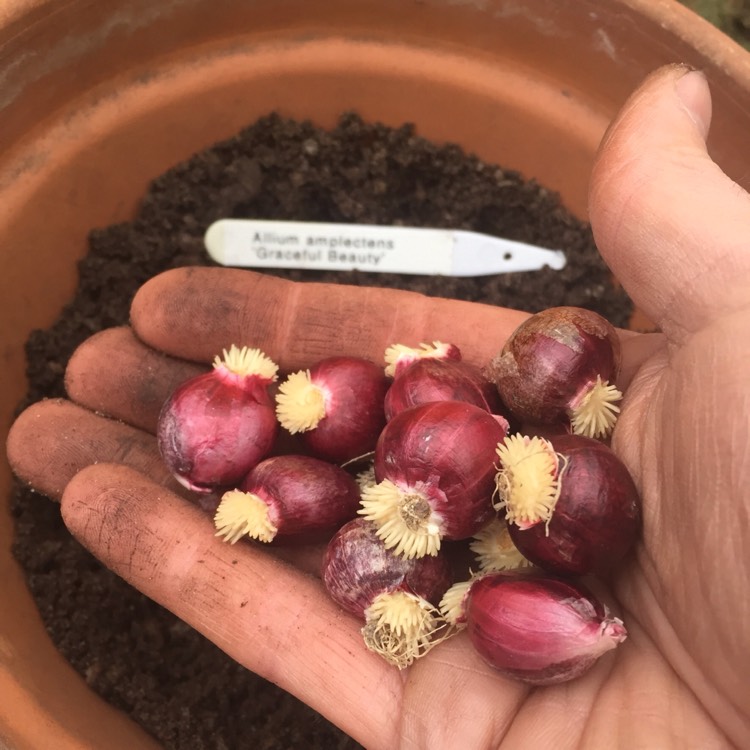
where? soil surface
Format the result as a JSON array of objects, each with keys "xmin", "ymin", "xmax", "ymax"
[{"xmin": 12, "ymin": 112, "xmax": 632, "ymax": 749}]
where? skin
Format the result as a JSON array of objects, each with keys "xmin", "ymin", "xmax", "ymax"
[{"xmin": 6, "ymin": 64, "xmax": 749, "ymax": 748}]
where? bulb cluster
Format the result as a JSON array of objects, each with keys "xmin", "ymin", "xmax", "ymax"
[{"xmin": 155, "ymin": 307, "xmax": 641, "ymax": 683}]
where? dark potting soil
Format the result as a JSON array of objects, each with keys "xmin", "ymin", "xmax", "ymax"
[{"xmin": 11, "ymin": 112, "xmax": 632, "ymax": 750}]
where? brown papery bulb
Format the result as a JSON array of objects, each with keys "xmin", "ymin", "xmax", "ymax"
[{"xmin": 486, "ymin": 306, "xmax": 622, "ymax": 439}]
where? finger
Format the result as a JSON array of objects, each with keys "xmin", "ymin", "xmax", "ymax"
[
  {"xmin": 65, "ymin": 326, "xmax": 205, "ymax": 432},
  {"xmin": 6, "ymin": 399, "xmax": 183, "ymax": 500},
  {"xmin": 129, "ymin": 267, "xmax": 531, "ymax": 371},
  {"xmin": 6, "ymin": 397, "xmax": 327, "ymax": 575},
  {"xmin": 589, "ymin": 64, "xmax": 750, "ymax": 342},
  {"xmin": 61, "ymin": 463, "xmax": 403, "ymax": 749},
  {"xmin": 129, "ymin": 267, "xmax": 654, "ymax": 407}
]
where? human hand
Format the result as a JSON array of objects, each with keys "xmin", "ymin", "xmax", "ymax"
[{"xmin": 7, "ymin": 64, "xmax": 749, "ymax": 749}]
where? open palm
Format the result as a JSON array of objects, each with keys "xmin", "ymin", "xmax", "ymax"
[{"xmin": 7, "ymin": 66, "xmax": 749, "ymax": 749}]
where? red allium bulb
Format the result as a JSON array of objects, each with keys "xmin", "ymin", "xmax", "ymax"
[
  {"xmin": 440, "ymin": 571, "xmax": 627, "ymax": 685},
  {"xmin": 322, "ymin": 518, "xmax": 453, "ymax": 668},
  {"xmin": 214, "ymin": 454, "xmax": 361, "ymax": 544},
  {"xmin": 384, "ymin": 340, "xmax": 461, "ymax": 379},
  {"xmin": 359, "ymin": 401, "xmax": 508, "ymax": 559},
  {"xmin": 486, "ymin": 306, "xmax": 623, "ymax": 439},
  {"xmin": 384, "ymin": 357, "xmax": 506, "ymax": 421},
  {"xmin": 499, "ymin": 433, "xmax": 641, "ymax": 576},
  {"xmin": 470, "ymin": 518, "xmax": 532, "ymax": 573},
  {"xmin": 157, "ymin": 345, "xmax": 278, "ymax": 492},
  {"xmin": 275, "ymin": 356, "xmax": 388, "ymax": 463}
]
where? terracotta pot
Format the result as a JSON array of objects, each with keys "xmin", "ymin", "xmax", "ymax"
[{"xmin": 1, "ymin": 1, "xmax": 749, "ymax": 747}]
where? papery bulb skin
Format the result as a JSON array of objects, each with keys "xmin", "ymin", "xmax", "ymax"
[
  {"xmin": 462, "ymin": 571, "xmax": 627, "ymax": 685},
  {"xmin": 214, "ymin": 455, "xmax": 361, "ymax": 544},
  {"xmin": 359, "ymin": 401, "xmax": 508, "ymax": 559},
  {"xmin": 322, "ymin": 518, "xmax": 453, "ymax": 668},
  {"xmin": 486, "ymin": 307, "xmax": 622, "ymax": 439},
  {"xmin": 384, "ymin": 358, "xmax": 505, "ymax": 420},
  {"xmin": 157, "ymin": 346, "xmax": 278, "ymax": 492},
  {"xmin": 275, "ymin": 356, "xmax": 388, "ymax": 463},
  {"xmin": 507, "ymin": 434, "xmax": 641, "ymax": 576}
]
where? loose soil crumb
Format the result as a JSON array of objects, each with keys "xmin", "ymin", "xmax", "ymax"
[{"xmin": 12, "ymin": 113, "xmax": 632, "ymax": 749}]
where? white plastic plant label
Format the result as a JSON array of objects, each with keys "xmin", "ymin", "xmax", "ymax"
[{"xmin": 204, "ymin": 219, "xmax": 566, "ymax": 277}]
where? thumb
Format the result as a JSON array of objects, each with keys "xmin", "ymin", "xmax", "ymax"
[{"xmin": 589, "ymin": 64, "xmax": 750, "ymax": 342}]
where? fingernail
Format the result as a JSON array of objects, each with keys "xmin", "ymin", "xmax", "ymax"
[{"xmin": 675, "ymin": 68, "xmax": 711, "ymax": 138}]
